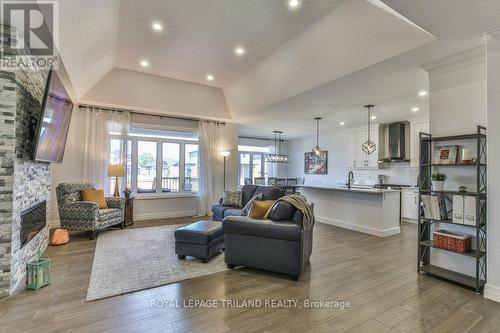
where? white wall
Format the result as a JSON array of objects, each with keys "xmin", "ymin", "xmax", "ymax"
[
  {"xmin": 425, "ymin": 48, "xmax": 486, "ymax": 278},
  {"xmin": 81, "ymin": 68, "xmax": 232, "ymax": 121},
  {"xmin": 485, "ymin": 34, "xmax": 500, "ymax": 302},
  {"xmin": 286, "ymin": 129, "xmax": 419, "ymax": 186}
]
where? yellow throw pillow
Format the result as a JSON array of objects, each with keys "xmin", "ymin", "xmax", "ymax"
[
  {"xmin": 248, "ymin": 200, "xmax": 275, "ymax": 219},
  {"xmin": 81, "ymin": 189, "xmax": 108, "ymax": 209}
]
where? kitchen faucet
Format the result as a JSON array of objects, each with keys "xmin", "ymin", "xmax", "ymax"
[{"xmin": 347, "ymin": 171, "xmax": 354, "ymax": 189}]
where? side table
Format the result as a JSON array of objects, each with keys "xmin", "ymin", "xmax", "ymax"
[{"xmin": 123, "ymin": 197, "xmax": 134, "ymax": 228}]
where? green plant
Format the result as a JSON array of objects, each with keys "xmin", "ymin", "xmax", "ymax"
[{"xmin": 431, "ymin": 172, "xmax": 447, "ymax": 181}]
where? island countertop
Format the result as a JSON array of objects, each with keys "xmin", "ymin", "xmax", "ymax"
[{"xmin": 300, "ymin": 184, "xmax": 401, "ymax": 194}]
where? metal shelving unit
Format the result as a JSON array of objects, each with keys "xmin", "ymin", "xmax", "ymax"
[{"xmin": 417, "ymin": 125, "xmax": 487, "ymax": 293}]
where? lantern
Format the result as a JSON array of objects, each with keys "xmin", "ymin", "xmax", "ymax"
[{"xmin": 26, "ymin": 252, "xmax": 51, "ymax": 290}]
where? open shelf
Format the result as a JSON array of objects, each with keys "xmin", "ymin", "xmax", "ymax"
[
  {"xmin": 420, "ymin": 133, "xmax": 486, "ymax": 142},
  {"xmin": 418, "ymin": 126, "xmax": 487, "ymax": 293},
  {"xmin": 420, "ymin": 264, "xmax": 485, "ymax": 289},
  {"xmin": 419, "ymin": 240, "xmax": 485, "ymax": 258},
  {"xmin": 421, "ymin": 163, "xmax": 486, "ymax": 167},
  {"xmin": 420, "ymin": 217, "xmax": 483, "ymax": 228}
]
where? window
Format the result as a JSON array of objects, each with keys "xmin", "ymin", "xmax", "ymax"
[
  {"xmin": 185, "ymin": 144, "xmax": 199, "ymax": 192},
  {"xmin": 238, "ymin": 145, "xmax": 274, "ymax": 186},
  {"xmin": 108, "ymin": 126, "xmax": 198, "ymax": 196},
  {"xmin": 137, "ymin": 141, "xmax": 157, "ymax": 193}
]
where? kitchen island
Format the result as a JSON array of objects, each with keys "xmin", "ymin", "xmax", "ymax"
[{"xmin": 301, "ymin": 185, "xmax": 401, "ymax": 237}]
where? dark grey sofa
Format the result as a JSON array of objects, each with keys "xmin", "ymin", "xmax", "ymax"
[
  {"xmin": 212, "ymin": 185, "xmax": 284, "ymax": 221},
  {"xmin": 222, "ymin": 201, "xmax": 314, "ymax": 281}
]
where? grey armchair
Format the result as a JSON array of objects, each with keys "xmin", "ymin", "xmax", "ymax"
[{"xmin": 56, "ymin": 183, "xmax": 125, "ymax": 239}]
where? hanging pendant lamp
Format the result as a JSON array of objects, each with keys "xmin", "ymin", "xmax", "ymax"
[
  {"xmin": 311, "ymin": 117, "xmax": 324, "ymax": 157},
  {"xmin": 265, "ymin": 131, "xmax": 289, "ymax": 163},
  {"xmin": 361, "ymin": 105, "xmax": 376, "ymax": 155}
]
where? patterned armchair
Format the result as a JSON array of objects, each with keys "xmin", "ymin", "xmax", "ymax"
[{"xmin": 56, "ymin": 183, "xmax": 126, "ymax": 239}]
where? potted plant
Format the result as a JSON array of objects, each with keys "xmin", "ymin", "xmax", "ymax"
[
  {"xmin": 431, "ymin": 172, "xmax": 447, "ymax": 191},
  {"xmin": 123, "ymin": 187, "xmax": 132, "ymax": 199}
]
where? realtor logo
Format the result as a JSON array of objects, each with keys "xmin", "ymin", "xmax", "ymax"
[{"xmin": 1, "ymin": 0, "xmax": 59, "ymax": 70}]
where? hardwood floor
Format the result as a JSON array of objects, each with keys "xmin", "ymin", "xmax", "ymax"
[{"xmin": 1, "ymin": 218, "xmax": 499, "ymax": 333}]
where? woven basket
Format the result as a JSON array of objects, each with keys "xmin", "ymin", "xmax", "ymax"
[{"xmin": 433, "ymin": 229, "xmax": 471, "ymax": 253}]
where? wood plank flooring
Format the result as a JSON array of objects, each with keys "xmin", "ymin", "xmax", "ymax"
[{"xmin": 1, "ymin": 218, "xmax": 499, "ymax": 333}]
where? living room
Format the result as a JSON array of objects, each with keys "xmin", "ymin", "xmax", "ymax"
[{"xmin": 1, "ymin": 0, "xmax": 500, "ymax": 332}]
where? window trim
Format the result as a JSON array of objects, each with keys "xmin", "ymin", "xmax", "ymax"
[{"xmin": 109, "ymin": 133, "xmax": 199, "ymax": 198}]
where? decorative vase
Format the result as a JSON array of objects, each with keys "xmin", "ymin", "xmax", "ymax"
[{"xmin": 432, "ymin": 181, "xmax": 445, "ymax": 191}]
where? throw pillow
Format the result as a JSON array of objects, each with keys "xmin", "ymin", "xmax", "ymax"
[
  {"xmin": 248, "ymin": 200, "xmax": 276, "ymax": 219},
  {"xmin": 221, "ymin": 190, "xmax": 243, "ymax": 207},
  {"xmin": 241, "ymin": 192, "xmax": 263, "ymax": 215},
  {"xmin": 81, "ymin": 189, "xmax": 108, "ymax": 209}
]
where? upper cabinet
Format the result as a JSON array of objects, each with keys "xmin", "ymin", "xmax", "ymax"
[
  {"xmin": 410, "ymin": 121, "xmax": 429, "ymax": 168},
  {"xmin": 346, "ymin": 125, "xmax": 381, "ymax": 169}
]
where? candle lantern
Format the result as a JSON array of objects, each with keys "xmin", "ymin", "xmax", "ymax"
[{"xmin": 26, "ymin": 252, "xmax": 51, "ymax": 290}]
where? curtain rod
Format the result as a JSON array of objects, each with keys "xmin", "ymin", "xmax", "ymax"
[
  {"xmin": 77, "ymin": 104, "xmax": 225, "ymax": 125},
  {"xmin": 238, "ymin": 135, "xmax": 284, "ymax": 142}
]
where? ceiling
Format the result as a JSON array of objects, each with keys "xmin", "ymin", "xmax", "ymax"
[
  {"xmin": 116, "ymin": 0, "xmax": 345, "ymax": 88},
  {"xmin": 36, "ymin": 0, "xmax": 500, "ymax": 139}
]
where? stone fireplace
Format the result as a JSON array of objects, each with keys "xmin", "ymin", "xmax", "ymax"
[
  {"xmin": 0, "ymin": 25, "xmax": 51, "ymax": 297},
  {"xmin": 20, "ymin": 201, "xmax": 47, "ymax": 249}
]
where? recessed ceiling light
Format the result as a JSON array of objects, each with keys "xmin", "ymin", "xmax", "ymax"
[
  {"xmin": 140, "ymin": 60, "xmax": 149, "ymax": 67},
  {"xmin": 340, "ymin": 122, "xmax": 345, "ymax": 126},
  {"xmin": 412, "ymin": 107, "xmax": 419, "ymax": 112},
  {"xmin": 152, "ymin": 22, "xmax": 163, "ymax": 31},
  {"xmin": 288, "ymin": 0, "xmax": 300, "ymax": 9},
  {"xmin": 206, "ymin": 74, "xmax": 214, "ymax": 81},
  {"xmin": 418, "ymin": 90, "xmax": 427, "ymax": 96},
  {"xmin": 371, "ymin": 115, "xmax": 377, "ymax": 120},
  {"xmin": 235, "ymin": 47, "xmax": 246, "ymax": 55}
]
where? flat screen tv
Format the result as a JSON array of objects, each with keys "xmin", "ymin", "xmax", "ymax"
[{"xmin": 32, "ymin": 70, "xmax": 73, "ymax": 163}]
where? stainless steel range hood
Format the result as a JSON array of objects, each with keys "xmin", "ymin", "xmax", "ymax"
[{"xmin": 378, "ymin": 121, "xmax": 410, "ymax": 163}]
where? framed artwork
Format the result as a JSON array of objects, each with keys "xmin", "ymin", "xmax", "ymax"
[
  {"xmin": 432, "ymin": 145, "xmax": 458, "ymax": 164},
  {"xmin": 304, "ymin": 151, "xmax": 328, "ymax": 174}
]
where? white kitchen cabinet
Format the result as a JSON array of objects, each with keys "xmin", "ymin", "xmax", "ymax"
[
  {"xmin": 410, "ymin": 121, "xmax": 429, "ymax": 167},
  {"xmin": 401, "ymin": 189, "xmax": 419, "ymax": 221},
  {"xmin": 346, "ymin": 126, "xmax": 380, "ymax": 169}
]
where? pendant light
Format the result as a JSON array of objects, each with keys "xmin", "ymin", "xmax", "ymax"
[
  {"xmin": 311, "ymin": 117, "xmax": 324, "ymax": 157},
  {"xmin": 361, "ymin": 105, "xmax": 376, "ymax": 155},
  {"xmin": 266, "ymin": 131, "xmax": 289, "ymax": 163}
]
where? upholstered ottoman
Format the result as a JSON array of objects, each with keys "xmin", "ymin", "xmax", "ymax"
[{"xmin": 174, "ymin": 220, "xmax": 225, "ymax": 263}]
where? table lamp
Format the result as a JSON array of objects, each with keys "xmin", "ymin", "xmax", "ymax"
[{"xmin": 108, "ymin": 164, "xmax": 125, "ymax": 197}]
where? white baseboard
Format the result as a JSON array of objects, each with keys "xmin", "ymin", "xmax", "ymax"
[
  {"xmin": 484, "ymin": 284, "xmax": 500, "ymax": 303},
  {"xmin": 316, "ymin": 216, "xmax": 401, "ymax": 237},
  {"xmin": 134, "ymin": 210, "xmax": 198, "ymax": 221}
]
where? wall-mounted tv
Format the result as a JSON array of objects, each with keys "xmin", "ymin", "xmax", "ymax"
[{"xmin": 32, "ymin": 70, "xmax": 73, "ymax": 163}]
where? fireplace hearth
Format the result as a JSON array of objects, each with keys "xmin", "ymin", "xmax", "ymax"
[{"xmin": 21, "ymin": 201, "xmax": 47, "ymax": 249}]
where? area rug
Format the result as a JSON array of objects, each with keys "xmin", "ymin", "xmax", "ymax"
[{"xmin": 86, "ymin": 224, "xmax": 227, "ymax": 301}]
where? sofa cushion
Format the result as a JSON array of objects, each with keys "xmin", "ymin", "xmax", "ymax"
[
  {"xmin": 222, "ymin": 217, "xmax": 302, "ymax": 241},
  {"xmin": 174, "ymin": 220, "xmax": 224, "ymax": 245},
  {"xmin": 268, "ymin": 201, "xmax": 296, "ymax": 221},
  {"xmin": 241, "ymin": 192, "xmax": 263, "ymax": 215},
  {"xmin": 212, "ymin": 205, "xmax": 230, "ymax": 217},
  {"xmin": 223, "ymin": 208, "xmax": 243, "ymax": 218},
  {"xmin": 81, "ymin": 189, "xmax": 108, "ymax": 209},
  {"xmin": 241, "ymin": 185, "xmax": 258, "ymax": 206},
  {"xmin": 248, "ymin": 200, "xmax": 275, "ymax": 219},
  {"xmin": 254, "ymin": 186, "xmax": 284, "ymax": 201},
  {"xmin": 221, "ymin": 190, "xmax": 243, "ymax": 207}
]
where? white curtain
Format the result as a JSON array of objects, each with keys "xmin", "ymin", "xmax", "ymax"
[
  {"xmin": 83, "ymin": 107, "xmax": 130, "ymax": 194},
  {"xmin": 197, "ymin": 121, "xmax": 224, "ymax": 216}
]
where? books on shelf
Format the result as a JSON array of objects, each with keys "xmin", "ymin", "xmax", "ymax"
[{"xmin": 421, "ymin": 195, "xmax": 448, "ymax": 220}]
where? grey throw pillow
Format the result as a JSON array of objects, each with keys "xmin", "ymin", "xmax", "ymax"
[
  {"xmin": 241, "ymin": 192, "xmax": 263, "ymax": 216},
  {"xmin": 221, "ymin": 190, "xmax": 242, "ymax": 207}
]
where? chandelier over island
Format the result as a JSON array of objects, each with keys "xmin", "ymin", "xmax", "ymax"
[
  {"xmin": 311, "ymin": 117, "xmax": 325, "ymax": 158},
  {"xmin": 361, "ymin": 105, "xmax": 377, "ymax": 155},
  {"xmin": 266, "ymin": 131, "xmax": 289, "ymax": 163}
]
